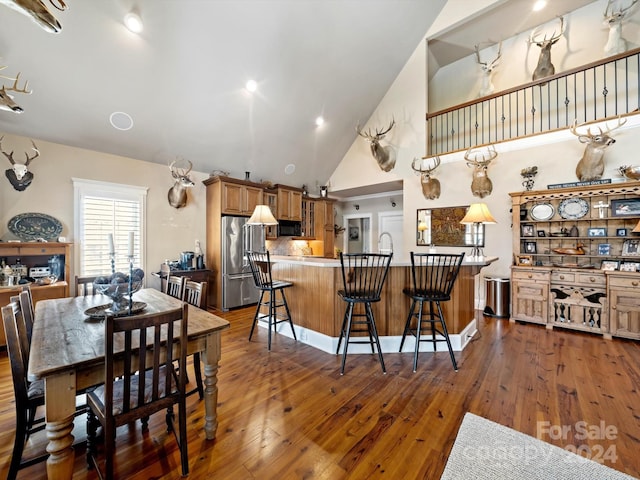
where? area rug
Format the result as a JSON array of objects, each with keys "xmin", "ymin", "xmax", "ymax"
[{"xmin": 441, "ymin": 412, "xmax": 637, "ymax": 479}]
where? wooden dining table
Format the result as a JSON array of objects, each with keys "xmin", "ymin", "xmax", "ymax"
[{"xmin": 27, "ymin": 288, "xmax": 230, "ymax": 479}]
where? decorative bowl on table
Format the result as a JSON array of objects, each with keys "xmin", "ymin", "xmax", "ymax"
[{"xmin": 93, "ymin": 269, "xmax": 145, "ymax": 315}]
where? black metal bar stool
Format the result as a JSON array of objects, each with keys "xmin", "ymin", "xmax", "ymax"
[
  {"xmin": 399, "ymin": 252, "xmax": 465, "ymax": 372},
  {"xmin": 336, "ymin": 252, "xmax": 392, "ymax": 374},
  {"xmin": 246, "ymin": 250, "xmax": 296, "ymax": 350}
]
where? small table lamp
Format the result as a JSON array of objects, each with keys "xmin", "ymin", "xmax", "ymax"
[
  {"xmin": 418, "ymin": 221, "xmax": 428, "ymax": 244},
  {"xmin": 247, "ymin": 205, "xmax": 278, "ymax": 225},
  {"xmin": 460, "ymin": 202, "xmax": 497, "ymax": 259}
]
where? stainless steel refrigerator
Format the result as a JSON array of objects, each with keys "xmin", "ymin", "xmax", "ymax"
[{"xmin": 221, "ymin": 216, "xmax": 264, "ymax": 310}]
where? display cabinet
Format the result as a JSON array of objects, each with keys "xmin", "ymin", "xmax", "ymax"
[{"xmin": 510, "ymin": 181, "xmax": 640, "ymax": 339}]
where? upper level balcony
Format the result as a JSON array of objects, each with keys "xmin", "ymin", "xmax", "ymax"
[{"xmin": 426, "ymin": 48, "xmax": 640, "ymax": 157}]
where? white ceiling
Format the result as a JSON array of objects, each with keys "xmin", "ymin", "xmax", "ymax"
[{"xmin": 0, "ymin": 0, "xmax": 597, "ymax": 194}]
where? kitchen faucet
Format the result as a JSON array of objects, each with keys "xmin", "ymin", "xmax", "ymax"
[{"xmin": 378, "ymin": 231, "xmax": 393, "ymax": 254}]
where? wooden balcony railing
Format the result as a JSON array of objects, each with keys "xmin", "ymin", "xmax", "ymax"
[{"xmin": 426, "ymin": 47, "xmax": 640, "ymax": 156}]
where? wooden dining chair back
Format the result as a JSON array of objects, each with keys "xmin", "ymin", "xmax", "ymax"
[
  {"xmin": 86, "ymin": 304, "xmax": 189, "ymax": 479},
  {"xmin": 182, "ymin": 280, "xmax": 208, "ymax": 399},
  {"xmin": 75, "ymin": 275, "xmax": 98, "ymax": 297},
  {"xmin": 165, "ymin": 274, "xmax": 186, "ymax": 300},
  {"xmin": 399, "ymin": 252, "xmax": 465, "ymax": 372},
  {"xmin": 336, "ymin": 252, "xmax": 393, "ymax": 374}
]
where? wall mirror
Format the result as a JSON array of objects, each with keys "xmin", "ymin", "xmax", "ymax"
[{"xmin": 416, "ymin": 206, "xmax": 484, "ymax": 247}]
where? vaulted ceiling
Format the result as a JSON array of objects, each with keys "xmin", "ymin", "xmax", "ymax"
[{"xmin": 0, "ymin": 0, "xmax": 596, "ymax": 193}]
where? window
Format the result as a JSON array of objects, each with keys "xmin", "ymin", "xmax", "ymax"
[{"xmin": 73, "ymin": 178, "xmax": 147, "ymax": 277}]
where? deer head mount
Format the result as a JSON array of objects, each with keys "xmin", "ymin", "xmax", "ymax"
[
  {"xmin": 0, "ymin": 0, "xmax": 67, "ymax": 33},
  {"xmin": 168, "ymin": 159, "xmax": 194, "ymax": 209},
  {"xmin": 465, "ymin": 145, "xmax": 497, "ymax": 198},
  {"xmin": 356, "ymin": 118, "xmax": 396, "ymax": 172},
  {"xmin": 570, "ymin": 116, "xmax": 627, "ymax": 182},
  {"xmin": 474, "ymin": 42, "xmax": 502, "ymax": 97},
  {"xmin": 603, "ymin": 0, "xmax": 638, "ymax": 57},
  {"xmin": 0, "ymin": 67, "xmax": 32, "ymax": 114},
  {"xmin": 411, "ymin": 156, "xmax": 441, "ymax": 200},
  {"xmin": 529, "ymin": 16, "xmax": 565, "ymax": 83},
  {"xmin": 0, "ymin": 136, "xmax": 39, "ymax": 191}
]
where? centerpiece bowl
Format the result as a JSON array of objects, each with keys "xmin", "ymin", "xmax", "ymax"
[{"xmin": 93, "ymin": 269, "xmax": 144, "ymax": 314}]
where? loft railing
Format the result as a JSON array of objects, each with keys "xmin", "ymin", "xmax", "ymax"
[{"xmin": 426, "ymin": 47, "xmax": 640, "ymax": 156}]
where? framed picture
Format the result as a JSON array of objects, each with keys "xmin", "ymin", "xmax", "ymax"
[
  {"xmin": 620, "ymin": 262, "xmax": 640, "ymax": 272},
  {"xmin": 587, "ymin": 227, "xmax": 607, "ymax": 237},
  {"xmin": 348, "ymin": 226, "xmax": 360, "ymax": 241},
  {"xmin": 516, "ymin": 254, "xmax": 533, "ymax": 266},
  {"xmin": 537, "ymin": 230, "xmax": 546, "ymax": 237},
  {"xmin": 622, "ymin": 239, "xmax": 640, "ymax": 256},
  {"xmin": 598, "ymin": 243, "xmax": 611, "ymax": 255},
  {"xmin": 601, "ymin": 260, "xmax": 619, "ymax": 271},
  {"xmin": 616, "ymin": 228, "xmax": 628, "ymax": 237},
  {"xmin": 416, "ymin": 206, "xmax": 481, "ymax": 247},
  {"xmin": 611, "ymin": 198, "xmax": 640, "ymax": 216},
  {"xmin": 521, "ymin": 224, "xmax": 535, "ymax": 237},
  {"xmin": 524, "ymin": 241, "xmax": 537, "ymax": 254}
]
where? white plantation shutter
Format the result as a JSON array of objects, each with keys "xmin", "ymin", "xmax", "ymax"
[{"xmin": 73, "ymin": 178, "xmax": 147, "ymax": 277}]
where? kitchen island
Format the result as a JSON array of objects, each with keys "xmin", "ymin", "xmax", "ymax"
[{"xmin": 265, "ymin": 255, "xmax": 497, "ymax": 354}]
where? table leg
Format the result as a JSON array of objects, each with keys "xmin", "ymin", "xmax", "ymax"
[
  {"xmin": 202, "ymin": 332, "xmax": 221, "ymax": 440},
  {"xmin": 45, "ymin": 370, "xmax": 77, "ymax": 479}
]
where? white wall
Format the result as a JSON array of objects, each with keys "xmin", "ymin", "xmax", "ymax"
[
  {"xmin": 329, "ymin": 0, "xmax": 640, "ymax": 286},
  {"xmin": 0, "ymin": 133, "xmax": 208, "ymax": 284}
]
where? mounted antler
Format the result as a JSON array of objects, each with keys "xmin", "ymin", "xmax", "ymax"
[
  {"xmin": 0, "ymin": 68, "xmax": 32, "ymax": 113},
  {"xmin": 474, "ymin": 42, "xmax": 502, "ymax": 97},
  {"xmin": 465, "ymin": 145, "xmax": 497, "ymax": 198},
  {"xmin": 570, "ymin": 116, "xmax": 627, "ymax": 181},
  {"xmin": 168, "ymin": 159, "xmax": 195, "ymax": 209},
  {"xmin": 356, "ymin": 118, "xmax": 396, "ymax": 172},
  {"xmin": 411, "ymin": 156, "xmax": 441, "ymax": 199},
  {"xmin": 529, "ymin": 16, "xmax": 565, "ymax": 82},
  {"xmin": 0, "ymin": 136, "xmax": 39, "ymax": 191},
  {"xmin": 603, "ymin": 0, "xmax": 638, "ymax": 56},
  {"xmin": 0, "ymin": 0, "xmax": 67, "ymax": 33}
]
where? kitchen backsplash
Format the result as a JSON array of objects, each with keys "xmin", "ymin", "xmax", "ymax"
[{"xmin": 266, "ymin": 237, "xmax": 312, "ymax": 256}]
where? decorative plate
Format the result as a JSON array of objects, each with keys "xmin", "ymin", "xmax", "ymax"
[
  {"xmin": 530, "ymin": 203, "xmax": 555, "ymax": 221},
  {"xmin": 84, "ymin": 301, "xmax": 147, "ymax": 320},
  {"xmin": 558, "ymin": 198, "xmax": 589, "ymax": 220},
  {"xmin": 8, "ymin": 212, "xmax": 63, "ymax": 241}
]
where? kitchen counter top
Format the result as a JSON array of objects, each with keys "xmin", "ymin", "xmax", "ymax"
[{"xmin": 271, "ymin": 255, "xmax": 498, "ymax": 268}]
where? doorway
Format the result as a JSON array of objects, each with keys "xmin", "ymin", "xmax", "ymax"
[{"xmin": 343, "ymin": 214, "xmax": 372, "ymax": 253}]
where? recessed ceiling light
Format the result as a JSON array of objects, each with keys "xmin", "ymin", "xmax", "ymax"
[
  {"xmin": 245, "ymin": 79, "xmax": 257, "ymax": 93},
  {"xmin": 532, "ymin": 0, "xmax": 547, "ymax": 12},
  {"xmin": 284, "ymin": 164, "xmax": 295, "ymax": 175},
  {"xmin": 109, "ymin": 111, "xmax": 133, "ymax": 131},
  {"xmin": 315, "ymin": 116, "xmax": 325, "ymax": 127}
]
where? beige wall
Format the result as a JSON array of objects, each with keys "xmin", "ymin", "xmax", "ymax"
[
  {"xmin": 329, "ymin": 0, "xmax": 640, "ymax": 286},
  {"xmin": 0, "ymin": 133, "xmax": 208, "ymax": 284}
]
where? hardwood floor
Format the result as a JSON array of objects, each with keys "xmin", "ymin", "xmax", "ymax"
[{"xmin": 1, "ymin": 308, "xmax": 639, "ymax": 479}]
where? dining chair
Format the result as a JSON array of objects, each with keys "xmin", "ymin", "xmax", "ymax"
[
  {"xmin": 336, "ymin": 252, "xmax": 392, "ymax": 374},
  {"xmin": 182, "ymin": 280, "xmax": 208, "ymax": 399},
  {"xmin": 164, "ymin": 274, "xmax": 186, "ymax": 300},
  {"xmin": 246, "ymin": 250, "xmax": 297, "ymax": 350},
  {"xmin": 86, "ymin": 303, "xmax": 189, "ymax": 478},
  {"xmin": 75, "ymin": 275, "xmax": 98, "ymax": 297},
  {"xmin": 1, "ymin": 301, "xmax": 87, "ymax": 480},
  {"xmin": 399, "ymin": 252, "xmax": 465, "ymax": 372}
]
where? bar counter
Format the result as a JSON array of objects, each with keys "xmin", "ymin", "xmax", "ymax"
[{"xmin": 268, "ymin": 255, "xmax": 497, "ymax": 354}]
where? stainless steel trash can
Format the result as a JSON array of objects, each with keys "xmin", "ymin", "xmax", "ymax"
[{"xmin": 484, "ymin": 276, "xmax": 510, "ymax": 318}]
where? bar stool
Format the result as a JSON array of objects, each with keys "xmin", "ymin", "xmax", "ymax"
[
  {"xmin": 336, "ymin": 252, "xmax": 392, "ymax": 374},
  {"xmin": 399, "ymin": 252, "xmax": 465, "ymax": 372},
  {"xmin": 246, "ymin": 250, "xmax": 296, "ymax": 350}
]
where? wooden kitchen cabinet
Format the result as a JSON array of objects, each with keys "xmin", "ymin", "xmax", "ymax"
[
  {"xmin": 264, "ymin": 191, "xmax": 278, "ymax": 239},
  {"xmin": 211, "ymin": 176, "xmax": 263, "ymax": 216},
  {"xmin": 607, "ymin": 272, "xmax": 640, "ymax": 340},
  {"xmin": 276, "ymin": 185, "xmax": 303, "ymax": 221},
  {"xmin": 0, "ymin": 242, "xmax": 71, "ymax": 346},
  {"xmin": 511, "ymin": 268, "xmax": 549, "ymax": 325}
]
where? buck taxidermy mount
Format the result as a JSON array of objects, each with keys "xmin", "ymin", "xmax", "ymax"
[
  {"xmin": 0, "ymin": 64, "xmax": 31, "ymax": 114},
  {"xmin": 0, "ymin": 136, "xmax": 39, "ymax": 191},
  {"xmin": 603, "ymin": 0, "xmax": 638, "ymax": 57},
  {"xmin": 570, "ymin": 116, "xmax": 627, "ymax": 181},
  {"xmin": 411, "ymin": 155, "xmax": 441, "ymax": 200},
  {"xmin": 0, "ymin": 0, "xmax": 67, "ymax": 33},
  {"xmin": 356, "ymin": 118, "xmax": 396, "ymax": 172},
  {"xmin": 474, "ymin": 42, "xmax": 501, "ymax": 97},
  {"xmin": 168, "ymin": 158, "xmax": 195, "ymax": 209},
  {"xmin": 465, "ymin": 145, "xmax": 497, "ymax": 198},
  {"xmin": 528, "ymin": 16, "xmax": 565, "ymax": 83}
]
